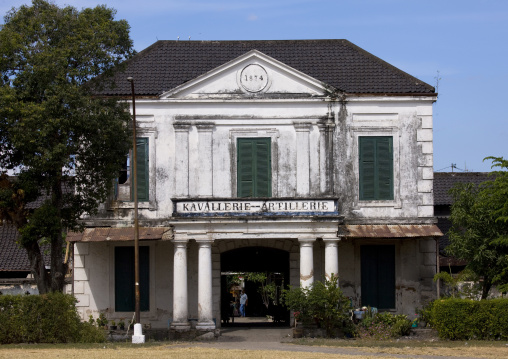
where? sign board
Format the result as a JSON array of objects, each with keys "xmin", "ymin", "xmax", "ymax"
[{"xmin": 173, "ymin": 199, "xmax": 338, "ymax": 217}]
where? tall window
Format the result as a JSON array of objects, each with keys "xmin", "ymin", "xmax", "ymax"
[
  {"xmin": 116, "ymin": 137, "xmax": 149, "ymax": 202},
  {"xmin": 361, "ymin": 245, "xmax": 395, "ymax": 309},
  {"xmin": 359, "ymin": 136, "xmax": 393, "ymax": 200},
  {"xmin": 237, "ymin": 138, "xmax": 271, "ymax": 197},
  {"xmin": 115, "ymin": 246, "xmax": 149, "ymax": 312},
  {"xmin": 134, "ymin": 138, "xmax": 149, "ymax": 202}
]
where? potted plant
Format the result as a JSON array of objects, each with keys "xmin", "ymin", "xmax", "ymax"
[
  {"xmin": 97, "ymin": 312, "xmax": 108, "ymax": 329},
  {"xmin": 110, "ymin": 320, "xmax": 117, "ymax": 330},
  {"xmin": 118, "ymin": 319, "xmax": 125, "ymax": 330}
]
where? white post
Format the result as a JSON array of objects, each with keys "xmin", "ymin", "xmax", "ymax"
[
  {"xmin": 324, "ymin": 239, "xmax": 339, "ymax": 284},
  {"xmin": 299, "ymin": 239, "xmax": 315, "ymax": 288},
  {"xmin": 132, "ymin": 323, "xmax": 145, "ymax": 344},
  {"xmin": 196, "ymin": 240, "xmax": 215, "ymax": 330},
  {"xmin": 171, "ymin": 240, "xmax": 191, "ymax": 331}
]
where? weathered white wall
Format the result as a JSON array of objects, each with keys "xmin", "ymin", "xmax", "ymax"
[
  {"xmin": 74, "ymin": 241, "xmax": 173, "ymax": 327},
  {"xmin": 336, "ymin": 237, "xmax": 436, "ymax": 315}
]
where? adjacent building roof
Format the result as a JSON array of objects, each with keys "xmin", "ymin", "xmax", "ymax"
[
  {"xmin": 434, "ymin": 172, "xmax": 492, "ymax": 205},
  {"xmin": 0, "ymin": 224, "xmax": 49, "ymax": 272},
  {"xmin": 99, "ymin": 39, "xmax": 435, "ymax": 97}
]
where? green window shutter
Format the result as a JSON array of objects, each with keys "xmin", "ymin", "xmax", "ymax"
[
  {"xmin": 361, "ymin": 245, "xmax": 395, "ymax": 309},
  {"xmin": 237, "ymin": 138, "xmax": 271, "ymax": 197},
  {"xmin": 376, "ymin": 137, "xmax": 393, "ymax": 200},
  {"xmin": 115, "ymin": 246, "xmax": 150, "ymax": 312},
  {"xmin": 237, "ymin": 139, "xmax": 254, "ymax": 197},
  {"xmin": 254, "ymin": 138, "xmax": 271, "ymax": 197},
  {"xmin": 359, "ymin": 136, "xmax": 393, "ymax": 200},
  {"xmin": 359, "ymin": 137, "xmax": 376, "ymax": 200},
  {"xmin": 132, "ymin": 138, "xmax": 149, "ymax": 202}
]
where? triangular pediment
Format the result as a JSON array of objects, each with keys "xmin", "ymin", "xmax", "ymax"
[{"xmin": 160, "ymin": 50, "xmax": 332, "ymax": 99}]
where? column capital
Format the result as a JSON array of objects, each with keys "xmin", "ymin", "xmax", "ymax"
[
  {"xmin": 173, "ymin": 122, "xmax": 191, "ymax": 132},
  {"xmin": 196, "ymin": 239, "xmax": 214, "ymax": 247},
  {"xmin": 298, "ymin": 238, "xmax": 316, "ymax": 245},
  {"xmin": 323, "ymin": 239, "xmax": 340, "ymax": 247},
  {"xmin": 293, "ymin": 121, "xmax": 312, "ymax": 132},
  {"xmin": 196, "ymin": 123, "xmax": 215, "ymax": 132},
  {"xmin": 172, "ymin": 239, "xmax": 189, "ymax": 248}
]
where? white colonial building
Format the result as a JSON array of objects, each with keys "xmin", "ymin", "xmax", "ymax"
[{"xmin": 68, "ymin": 40, "xmax": 441, "ymax": 331}]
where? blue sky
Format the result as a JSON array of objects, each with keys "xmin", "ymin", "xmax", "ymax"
[{"xmin": 2, "ymin": 0, "xmax": 507, "ymax": 172}]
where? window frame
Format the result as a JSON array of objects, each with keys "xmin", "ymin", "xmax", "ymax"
[
  {"xmin": 230, "ymin": 129, "xmax": 279, "ymax": 198},
  {"xmin": 237, "ymin": 137, "xmax": 272, "ymax": 197},
  {"xmin": 359, "ymin": 136, "xmax": 394, "ymax": 201},
  {"xmin": 113, "ymin": 129, "xmax": 157, "ymax": 209},
  {"xmin": 352, "ymin": 128, "xmax": 400, "ymax": 208}
]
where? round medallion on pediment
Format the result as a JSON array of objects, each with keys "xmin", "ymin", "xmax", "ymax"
[{"xmin": 240, "ymin": 64, "xmax": 269, "ymax": 93}]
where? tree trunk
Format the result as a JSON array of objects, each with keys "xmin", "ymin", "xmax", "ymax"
[
  {"xmin": 481, "ymin": 277, "xmax": 492, "ymax": 300},
  {"xmin": 50, "ymin": 175, "xmax": 67, "ymax": 293},
  {"xmin": 25, "ymin": 241, "xmax": 51, "ymax": 294},
  {"xmin": 50, "ymin": 230, "xmax": 67, "ymax": 292}
]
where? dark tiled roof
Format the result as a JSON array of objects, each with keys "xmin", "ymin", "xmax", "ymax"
[
  {"xmin": 0, "ymin": 224, "xmax": 51, "ymax": 272},
  {"xmin": 436, "ymin": 217, "xmax": 452, "ymax": 254},
  {"xmin": 99, "ymin": 39, "xmax": 435, "ymax": 96},
  {"xmin": 0, "ymin": 224, "xmax": 47, "ymax": 271},
  {"xmin": 434, "ymin": 172, "xmax": 493, "ymax": 205}
]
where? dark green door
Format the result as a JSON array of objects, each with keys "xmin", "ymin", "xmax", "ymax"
[
  {"xmin": 361, "ymin": 245, "xmax": 395, "ymax": 309},
  {"xmin": 115, "ymin": 246, "xmax": 150, "ymax": 312}
]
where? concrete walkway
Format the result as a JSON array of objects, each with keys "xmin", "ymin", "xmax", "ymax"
[{"xmin": 171, "ymin": 319, "xmax": 483, "ymax": 359}]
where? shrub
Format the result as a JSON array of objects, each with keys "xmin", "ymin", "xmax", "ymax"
[
  {"xmin": 283, "ymin": 275, "xmax": 354, "ymax": 337},
  {"xmin": 390, "ymin": 318, "xmax": 412, "ymax": 337},
  {"xmin": 0, "ymin": 293, "xmax": 105, "ymax": 344},
  {"xmin": 357, "ymin": 312, "xmax": 411, "ymax": 339},
  {"xmin": 431, "ymin": 298, "xmax": 508, "ymax": 340}
]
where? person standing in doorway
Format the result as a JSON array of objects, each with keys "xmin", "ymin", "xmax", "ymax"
[{"xmin": 240, "ymin": 290, "xmax": 248, "ymax": 317}]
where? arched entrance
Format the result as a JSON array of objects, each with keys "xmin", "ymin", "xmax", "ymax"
[{"xmin": 220, "ymin": 246, "xmax": 290, "ymax": 327}]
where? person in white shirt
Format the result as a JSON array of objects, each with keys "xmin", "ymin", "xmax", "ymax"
[{"xmin": 239, "ymin": 290, "xmax": 248, "ymax": 317}]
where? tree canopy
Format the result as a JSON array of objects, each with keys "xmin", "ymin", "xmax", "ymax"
[
  {"xmin": 0, "ymin": 0, "xmax": 134, "ymax": 293},
  {"xmin": 446, "ymin": 157, "xmax": 508, "ymax": 298}
]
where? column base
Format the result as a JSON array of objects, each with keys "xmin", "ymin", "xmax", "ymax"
[
  {"xmin": 170, "ymin": 321, "xmax": 191, "ymax": 331},
  {"xmin": 196, "ymin": 320, "xmax": 216, "ymax": 330}
]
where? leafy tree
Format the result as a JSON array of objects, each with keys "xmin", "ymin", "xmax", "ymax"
[
  {"xmin": 0, "ymin": 0, "xmax": 134, "ymax": 293},
  {"xmin": 446, "ymin": 157, "xmax": 508, "ymax": 298}
]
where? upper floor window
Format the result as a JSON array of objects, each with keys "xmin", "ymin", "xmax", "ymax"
[
  {"xmin": 237, "ymin": 137, "xmax": 271, "ymax": 197},
  {"xmin": 116, "ymin": 137, "xmax": 149, "ymax": 202},
  {"xmin": 359, "ymin": 136, "xmax": 393, "ymax": 200}
]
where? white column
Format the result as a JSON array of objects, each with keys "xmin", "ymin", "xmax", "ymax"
[
  {"xmin": 174, "ymin": 123, "xmax": 190, "ymax": 196},
  {"xmin": 196, "ymin": 240, "xmax": 215, "ymax": 330},
  {"xmin": 171, "ymin": 240, "xmax": 190, "ymax": 331},
  {"xmin": 294, "ymin": 122, "xmax": 312, "ymax": 196},
  {"xmin": 324, "ymin": 239, "xmax": 339, "ymax": 284},
  {"xmin": 196, "ymin": 123, "xmax": 214, "ymax": 196},
  {"xmin": 299, "ymin": 238, "xmax": 315, "ymax": 288}
]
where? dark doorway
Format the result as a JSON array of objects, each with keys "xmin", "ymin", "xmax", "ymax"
[
  {"xmin": 361, "ymin": 245, "xmax": 395, "ymax": 309},
  {"xmin": 220, "ymin": 246, "xmax": 290, "ymax": 327}
]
